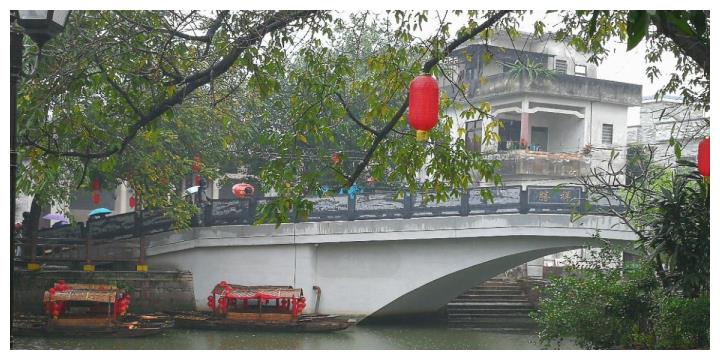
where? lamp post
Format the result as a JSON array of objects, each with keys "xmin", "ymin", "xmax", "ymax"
[{"xmin": 10, "ymin": 10, "xmax": 70, "ymax": 340}]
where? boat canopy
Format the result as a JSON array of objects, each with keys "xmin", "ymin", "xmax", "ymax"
[
  {"xmin": 212, "ymin": 282, "xmax": 302, "ymax": 300},
  {"xmin": 43, "ymin": 280, "xmax": 131, "ymax": 320},
  {"xmin": 43, "ymin": 282, "xmax": 125, "ymax": 304},
  {"xmin": 44, "ymin": 289, "xmax": 120, "ymax": 303}
]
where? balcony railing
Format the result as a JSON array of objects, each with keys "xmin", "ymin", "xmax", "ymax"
[{"xmin": 486, "ymin": 150, "xmax": 588, "ymax": 178}]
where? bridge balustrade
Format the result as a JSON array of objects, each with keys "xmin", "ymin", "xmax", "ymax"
[{"xmin": 17, "ymin": 186, "xmax": 622, "ymax": 270}]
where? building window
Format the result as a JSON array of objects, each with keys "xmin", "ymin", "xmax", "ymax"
[
  {"xmin": 602, "ymin": 124, "xmax": 614, "ymax": 145},
  {"xmin": 498, "ymin": 119, "xmax": 521, "ymax": 150},
  {"xmin": 574, "ymin": 64, "xmax": 587, "ymax": 76},
  {"xmin": 555, "ymin": 59, "xmax": 567, "ymax": 74},
  {"xmin": 465, "ymin": 120, "xmax": 483, "ymax": 152}
]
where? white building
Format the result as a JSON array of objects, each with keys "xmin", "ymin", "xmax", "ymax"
[
  {"xmin": 442, "ymin": 31, "xmax": 643, "ymax": 277},
  {"xmin": 443, "ymin": 31, "xmax": 642, "ymax": 187},
  {"xmin": 627, "ymin": 96, "xmax": 709, "ymax": 166}
]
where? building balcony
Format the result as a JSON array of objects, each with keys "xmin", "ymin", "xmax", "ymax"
[
  {"xmin": 448, "ymin": 72, "xmax": 642, "ymax": 107},
  {"xmin": 486, "ymin": 150, "xmax": 590, "ymax": 178}
]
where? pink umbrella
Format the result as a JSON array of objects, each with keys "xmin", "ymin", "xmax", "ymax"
[{"xmin": 42, "ymin": 213, "xmax": 68, "ymax": 222}]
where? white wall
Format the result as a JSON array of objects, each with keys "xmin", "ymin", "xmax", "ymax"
[{"xmin": 145, "ymin": 214, "xmax": 635, "ymax": 318}]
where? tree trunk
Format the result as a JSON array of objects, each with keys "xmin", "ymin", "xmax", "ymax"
[{"xmin": 28, "ymin": 198, "xmax": 42, "ymax": 249}]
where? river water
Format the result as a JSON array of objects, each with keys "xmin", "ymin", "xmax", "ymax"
[{"xmin": 12, "ymin": 325, "xmax": 578, "ymax": 350}]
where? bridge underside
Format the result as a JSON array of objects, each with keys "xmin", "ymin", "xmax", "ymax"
[{"xmin": 146, "ymin": 214, "xmax": 634, "ymax": 320}]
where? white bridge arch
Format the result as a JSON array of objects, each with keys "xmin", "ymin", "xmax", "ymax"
[{"xmin": 146, "ymin": 213, "xmax": 635, "ymax": 319}]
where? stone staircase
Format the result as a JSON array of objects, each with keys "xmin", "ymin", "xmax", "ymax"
[{"xmin": 447, "ymin": 278, "xmax": 537, "ymax": 332}]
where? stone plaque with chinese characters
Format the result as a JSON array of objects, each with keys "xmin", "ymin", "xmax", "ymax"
[{"xmin": 527, "ymin": 186, "xmax": 582, "ymax": 205}]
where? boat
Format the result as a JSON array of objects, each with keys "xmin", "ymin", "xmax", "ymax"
[
  {"xmin": 172, "ymin": 282, "xmax": 353, "ymax": 332},
  {"xmin": 12, "ymin": 280, "xmax": 173, "ymax": 337}
]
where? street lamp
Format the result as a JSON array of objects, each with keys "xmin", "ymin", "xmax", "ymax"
[
  {"xmin": 10, "ymin": 9, "xmax": 70, "ymax": 343},
  {"xmin": 16, "ymin": 10, "xmax": 70, "ymax": 48}
]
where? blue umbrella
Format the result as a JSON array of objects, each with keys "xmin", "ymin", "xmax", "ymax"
[
  {"xmin": 42, "ymin": 213, "xmax": 68, "ymax": 222},
  {"xmin": 88, "ymin": 208, "xmax": 112, "ymax": 217}
]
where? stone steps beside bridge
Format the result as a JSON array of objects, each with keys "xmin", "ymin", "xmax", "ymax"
[
  {"xmin": 460, "ymin": 289, "xmax": 523, "ymax": 296},
  {"xmin": 447, "ymin": 279, "xmax": 537, "ymax": 332},
  {"xmin": 454, "ymin": 294, "xmax": 529, "ymax": 301}
]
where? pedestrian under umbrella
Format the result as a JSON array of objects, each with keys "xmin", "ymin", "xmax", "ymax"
[
  {"xmin": 88, "ymin": 207, "xmax": 112, "ymax": 219},
  {"xmin": 42, "ymin": 213, "xmax": 68, "ymax": 222}
]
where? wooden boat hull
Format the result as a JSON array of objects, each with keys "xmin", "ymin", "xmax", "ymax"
[
  {"xmin": 173, "ymin": 312, "xmax": 352, "ymax": 333},
  {"xmin": 12, "ymin": 325, "xmax": 166, "ymax": 338},
  {"xmin": 12, "ymin": 313, "xmax": 173, "ymax": 338}
]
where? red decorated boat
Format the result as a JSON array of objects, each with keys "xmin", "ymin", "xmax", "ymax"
[
  {"xmin": 12, "ymin": 280, "xmax": 172, "ymax": 337},
  {"xmin": 173, "ymin": 282, "xmax": 352, "ymax": 332}
]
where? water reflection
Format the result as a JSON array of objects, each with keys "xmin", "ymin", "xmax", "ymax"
[{"xmin": 12, "ymin": 325, "xmax": 577, "ymax": 350}]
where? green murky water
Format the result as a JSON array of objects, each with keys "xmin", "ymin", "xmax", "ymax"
[{"xmin": 12, "ymin": 325, "xmax": 577, "ymax": 350}]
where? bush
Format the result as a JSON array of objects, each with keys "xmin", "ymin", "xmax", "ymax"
[
  {"xmin": 653, "ymin": 294, "xmax": 710, "ymax": 349},
  {"xmin": 532, "ymin": 260, "xmax": 658, "ymax": 349},
  {"xmin": 533, "ymin": 255, "xmax": 710, "ymax": 349}
]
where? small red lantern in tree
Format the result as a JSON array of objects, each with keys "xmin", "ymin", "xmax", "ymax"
[
  {"xmin": 232, "ymin": 183, "xmax": 255, "ymax": 199},
  {"xmin": 331, "ymin": 152, "xmax": 342, "ymax": 166},
  {"xmin": 192, "ymin": 154, "xmax": 202, "ymax": 173},
  {"xmin": 91, "ymin": 177, "xmax": 101, "ymax": 204},
  {"xmin": 408, "ymin": 74, "xmax": 439, "ymax": 141},
  {"xmin": 698, "ymin": 137, "xmax": 709, "ymax": 177},
  {"xmin": 128, "ymin": 196, "xmax": 136, "ymax": 209}
]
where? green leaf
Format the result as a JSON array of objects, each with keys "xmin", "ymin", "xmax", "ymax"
[{"xmin": 626, "ymin": 10, "xmax": 650, "ymax": 51}]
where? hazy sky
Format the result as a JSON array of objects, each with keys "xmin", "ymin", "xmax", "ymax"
[{"xmin": 517, "ymin": 12, "xmax": 676, "ymax": 98}]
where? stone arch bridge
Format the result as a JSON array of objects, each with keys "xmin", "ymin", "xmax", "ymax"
[{"xmin": 22, "ymin": 186, "xmax": 634, "ymax": 319}]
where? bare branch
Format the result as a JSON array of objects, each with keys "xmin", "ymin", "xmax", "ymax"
[{"xmin": 335, "ymin": 93, "xmax": 380, "ymax": 137}]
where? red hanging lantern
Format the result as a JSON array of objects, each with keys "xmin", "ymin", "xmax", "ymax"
[
  {"xmin": 192, "ymin": 154, "xmax": 202, "ymax": 173},
  {"xmin": 232, "ymin": 183, "xmax": 255, "ymax": 199},
  {"xmin": 92, "ymin": 177, "xmax": 100, "ymax": 191},
  {"xmin": 51, "ymin": 302, "xmax": 60, "ymax": 319},
  {"xmin": 129, "ymin": 196, "xmax": 136, "ymax": 209},
  {"xmin": 331, "ymin": 152, "xmax": 342, "ymax": 166},
  {"xmin": 408, "ymin": 74, "xmax": 439, "ymax": 141},
  {"xmin": 92, "ymin": 192, "xmax": 100, "ymax": 205},
  {"xmin": 698, "ymin": 137, "xmax": 709, "ymax": 177},
  {"xmin": 219, "ymin": 298, "xmax": 228, "ymax": 314}
]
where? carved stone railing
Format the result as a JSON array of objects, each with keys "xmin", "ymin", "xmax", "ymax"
[{"xmin": 16, "ymin": 186, "xmax": 622, "ymax": 268}]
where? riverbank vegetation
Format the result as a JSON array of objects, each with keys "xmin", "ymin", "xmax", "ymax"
[
  {"xmin": 532, "ymin": 242, "xmax": 709, "ymax": 349},
  {"xmin": 532, "ymin": 10, "xmax": 709, "ymax": 350},
  {"xmin": 534, "ymin": 161, "xmax": 710, "ymax": 349}
]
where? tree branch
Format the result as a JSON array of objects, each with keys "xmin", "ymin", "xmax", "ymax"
[
  {"xmin": 115, "ymin": 10, "xmax": 219, "ymax": 43},
  {"xmin": 95, "ymin": 57, "xmax": 147, "ymax": 119},
  {"xmin": 344, "ymin": 10, "xmax": 511, "ymax": 186},
  {"xmin": 33, "ymin": 10, "xmax": 319, "ymax": 160},
  {"xmin": 335, "ymin": 92, "xmax": 380, "ymax": 137}
]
